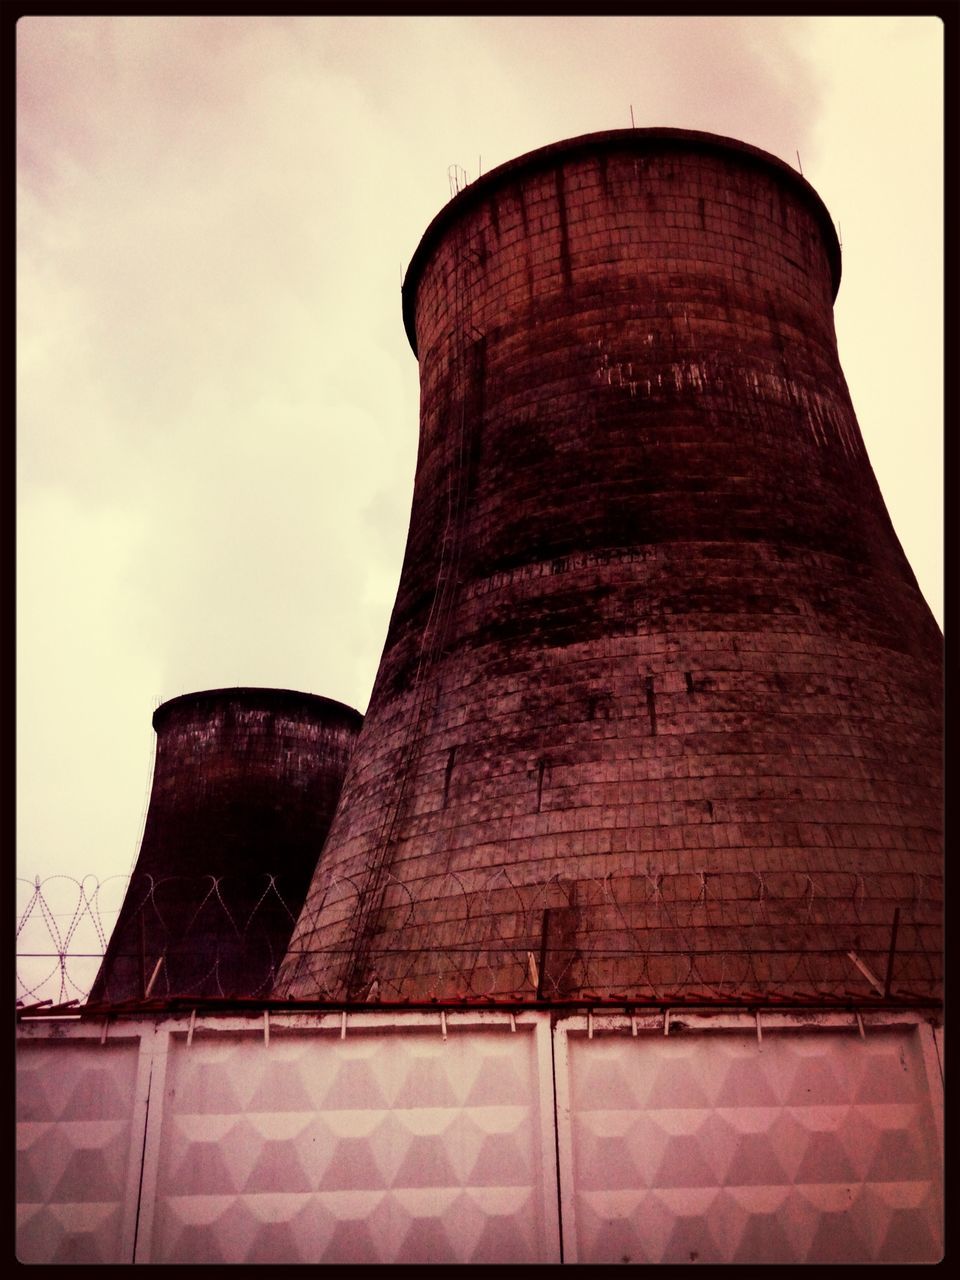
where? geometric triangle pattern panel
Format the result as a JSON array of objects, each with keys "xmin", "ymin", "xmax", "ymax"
[
  {"xmin": 564, "ymin": 1028, "xmax": 942, "ymax": 1263},
  {"xmin": 16, "ymin": 1015, "xmax": 942, "ymax": 1264},
  {"xmin": 150, "ymin": 1026, "xmax": 555, "ymax": 1263},
  {"xmin": 16, "ymin": 1041, "xmax": 141, "ymax": 1263}
]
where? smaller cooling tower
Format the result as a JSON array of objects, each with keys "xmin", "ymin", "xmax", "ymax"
[{"xmin": 88, "ymin": 688, "xmax": 362, "ymax": 1003}]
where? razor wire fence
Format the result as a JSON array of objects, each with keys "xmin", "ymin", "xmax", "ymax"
[
  {"xmin": 15, "ymin": 872, "xmax": 304, "ymax": 1007},
  {"xmin": 17, "ymin": 867, "xmax": 943, "ymax": 1009},
  {"xmin": 279, "ymin": 862, "xmax": 944, "ymax": 1005},
  {"xmin": 17, "ymin": 874, "xmax": 125, "ymax": 1007}
]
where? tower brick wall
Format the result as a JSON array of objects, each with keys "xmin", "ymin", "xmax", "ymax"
[
  {"xmin": 278, "ymin": 130, "xmax": 942, "ymax": 1003},
  {"xmin": 90, "ymin": 688, "xmax": 362, "ymax": 1002}
]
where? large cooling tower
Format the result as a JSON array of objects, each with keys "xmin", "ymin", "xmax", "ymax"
[
  {"xmin": 89, "ymin": 688, "xmax": 362, "ymax": 1003},
  {"xmin": 278, "ymin": 129, "xmax": 942, "ymax": 1004}
]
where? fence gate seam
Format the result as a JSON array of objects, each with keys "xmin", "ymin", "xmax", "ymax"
[{"xmin": 132, "ymin": 1025, "xmax": 170, "ymax": 1263}]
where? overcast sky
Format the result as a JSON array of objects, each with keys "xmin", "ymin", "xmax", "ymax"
[{"xmin": 17, "ymin": 16, "xmax": 943, "ymax": 979}]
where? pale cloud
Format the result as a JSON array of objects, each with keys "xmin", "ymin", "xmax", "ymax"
[
  {"xmin": 798, "ymin": 16, "xmax": 942, "ymax": 623},
  {"xmin": 17, "ymin": 489, "xmax": 158, "ymax": 876}
]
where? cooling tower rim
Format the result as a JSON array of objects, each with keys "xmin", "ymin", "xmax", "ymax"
[
  {"xmin": 152, "ymin": 687, "xmax": 364, "ymax": 734},
  {"xmin": 401, "ymin": 127, "xmax": 842, "ymax": 357}
]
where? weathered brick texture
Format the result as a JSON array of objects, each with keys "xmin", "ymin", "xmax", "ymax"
[
  {"xmin": 278, "ymin": 129, "xmax": 942, "ymax": 1003},
  {"xmin": 91, "ymin": 688, "xmax": 362, "ymax": 1001}
]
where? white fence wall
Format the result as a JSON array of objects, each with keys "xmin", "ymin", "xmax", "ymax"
[
  {"xmin": 554, "ymin": 1012, "xmax": 943, "ymax": 1264},
  {"xmin": 16, "ymin": 1033, "xmax": 146, "ymax": 1263},
  {"xmin": 17, "ymin": 1009, "xmax": 942, "ymax": 1264}
]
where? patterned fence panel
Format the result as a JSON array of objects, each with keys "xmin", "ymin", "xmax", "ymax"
[
  {"xmin": 16, "ymin": 1034, "xmax": 146, "ymax": 1263},
  {"xmin": 554, "ymin": 1012, "xmax": 943, "ymax": 1263},
  {"xmin": 15, "ymin": 1010, "xmax": 942, "ymax": 1264},
  {"xmin": 16, "ymin": 1012, "xmax": 560, "ymax": 1265}
]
